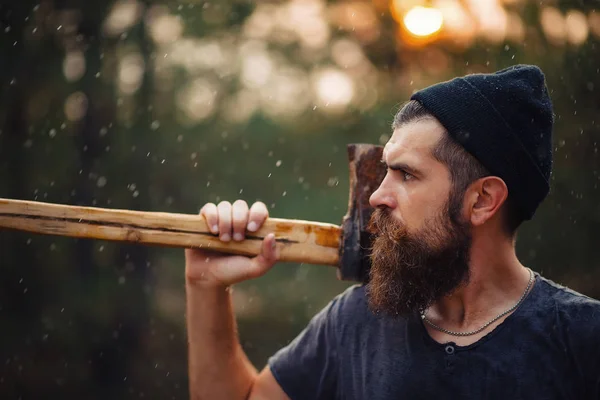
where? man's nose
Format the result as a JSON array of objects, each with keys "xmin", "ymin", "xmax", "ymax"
[{"xmin": 369, "ymin": 179, "xmax": 396, "ymax": 209}]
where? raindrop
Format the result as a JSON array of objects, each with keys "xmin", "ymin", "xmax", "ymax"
[
  {"xmin": 267, "ymin": 173, "xmax": 272, "ymax": 178},
  {"xmin": 150, "ymin": 120, "xmax": 160, "ymax": 130},
  {"xmin": 132, "ymin": 190, "xmax": 139, "ymax": 197},
  {"xmin": 118, "ymin": 276, "xmax": 126, "ymax": 285},
  {"xmin": 327, "ymin": 177, "xmax": 339, "ymax": 187},
  {"xmin": 97, "ymin": 176, "xmax": 107, "ymax": 187},
  {"xmin": 4, "ymin": 26, "xmax": 10, "ymax": 33},
  {"xmin": 99, "ymin": 245, "xmax": 104, "ymax": 252},
  {"xmin": 48, "ymin": 129, "xmax": 56, "ymax": 138},
  {"xmin": 276, "ymin": 160, "xmax": 282, "ymax": 167},
  {"xmin": 99, "ymin": 127, "xmax": 108, "ymax": 136},
  {"xmin": 57, "ymin": 25, "xmax": 62, "ymax": 31},
  {"xmin": 282, "ymin": 191, "xmax": 287, "ymax": 196}
]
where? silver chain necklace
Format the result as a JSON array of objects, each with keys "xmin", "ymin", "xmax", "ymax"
[{"xmin": 420, "ymin": 268, "xmax": 534, "ymax": 337}]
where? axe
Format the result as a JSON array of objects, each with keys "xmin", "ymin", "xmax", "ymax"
[{"xmin": 0, "ymin": 144, "xmax": 386, "ymax": 283}]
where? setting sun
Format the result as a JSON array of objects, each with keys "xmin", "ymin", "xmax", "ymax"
[{"xmin": 403, "ymin": 6, "xmax": 444, "ymax": 37}]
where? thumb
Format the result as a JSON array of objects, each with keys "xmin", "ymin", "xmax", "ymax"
[
  {"xmin": 212, "ymin": 234, "xmax": 280, "ymax": 285},
  {"xmin": 248, "ymin": 233, "xmax": 280, "ymax": 276}
]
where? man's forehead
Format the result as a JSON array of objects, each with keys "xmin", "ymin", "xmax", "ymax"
[{"xmin": 382, "ymin": 119, "xmax": 445, "ymax": 160}]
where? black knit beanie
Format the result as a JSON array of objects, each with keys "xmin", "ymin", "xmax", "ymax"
[{"xmin": 410, "ymin": 64, "xmax": 554, "ymax": 220}]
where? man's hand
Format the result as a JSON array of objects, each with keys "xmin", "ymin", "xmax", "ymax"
[
  {"xmin": 185, "ymin": 200, "xmax": 290, "ymax": 400},
  {"xmin": 185, "ymin": 200, "xmax": 279, "ymax": 288}
]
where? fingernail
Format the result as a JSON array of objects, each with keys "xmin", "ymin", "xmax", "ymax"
[
  {"xmin": 247, "ymin": 222, "xmax": 257, "ymax": 232},
  {"xmin": 233, "ymin": 233, "xmax": 243, "ymax": 241},
  {"xmin": 220, "ymin": 233, "xmax": 230, "ymax": 242},
  {"xmin": 212, "ymin": 225, "xmax": 218, "ymax": 234}
]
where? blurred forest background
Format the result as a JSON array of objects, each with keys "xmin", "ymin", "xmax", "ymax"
[{"xmin": 0, "ymin": 0, "xmax": 599, "ymax": 397}]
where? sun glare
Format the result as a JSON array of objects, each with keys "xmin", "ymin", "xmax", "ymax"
[{"xmin": 403, "ymin": 6, "xmax": 444, "ymax": 37}]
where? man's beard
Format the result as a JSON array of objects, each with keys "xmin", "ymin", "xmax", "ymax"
[{"xmin": 366, "ymin": 194, "xmax": 472, "ymax": 317}]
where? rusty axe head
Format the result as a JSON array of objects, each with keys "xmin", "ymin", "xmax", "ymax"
[{"xmin": 338, "ymin": 143, "xmax": 386, "ymax": 283}]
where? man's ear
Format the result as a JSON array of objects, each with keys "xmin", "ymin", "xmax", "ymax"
[{"xmin": 468, "ymin": 177, "xmax": 508, "ymax": 227}]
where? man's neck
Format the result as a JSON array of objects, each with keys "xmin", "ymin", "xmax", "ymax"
[{"xmin": 426, "ymin": 234, "xmax": 532, "ymax": 330}]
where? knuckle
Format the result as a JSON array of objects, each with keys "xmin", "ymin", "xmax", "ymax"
[
  {"xmin": 251, "ymin": 202, "xmax": 267, "ymax": 215},
  {"xmin": 233, "ymin": 199, "xmax": 248, "ymax": 208},
  {"xmin": 200, "ymin": 202, "xmax": 216, "ymax": 213},
  {"xmin": 217, "ymin": 200, "xmax": 231, "ymax": 209},
  {"xmin": 253, "ymin": 201, "xmax": 267, "ymax": 209}
]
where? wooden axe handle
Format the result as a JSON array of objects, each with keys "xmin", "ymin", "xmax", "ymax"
[{"xmin": 0, "ymin": 198, "xmax": 341, "ymax": 266}]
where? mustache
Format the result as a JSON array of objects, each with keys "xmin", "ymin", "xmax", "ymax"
[{"xmin": 367, "ymin": 207, "xmax": 406, "ymax": 241}]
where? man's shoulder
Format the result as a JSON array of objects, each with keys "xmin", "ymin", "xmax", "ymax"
[
  {"xmin": 330, "ymin": 284, "xmax": 368, "ymax": 313},
  {"xmin": 325, "ymin": 284, "xmax": 377, "ymax": 327},
  {"xmin": 536, "ymin": 273, "xmax": 600, "ymax": 325}
]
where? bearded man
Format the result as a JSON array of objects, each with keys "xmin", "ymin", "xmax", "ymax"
[{"xmin": 184, "ymin": 65, "xmax": 600, "ymax": 399}]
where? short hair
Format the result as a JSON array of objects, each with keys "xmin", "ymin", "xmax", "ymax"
[{"xmin": 392, "ymin": 100, "xmax": 523, "ymax": 235}]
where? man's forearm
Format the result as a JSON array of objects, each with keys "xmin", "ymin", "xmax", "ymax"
[{"xmin": 186, "ymin": 283, "xmax": 257, "ymax": 400}]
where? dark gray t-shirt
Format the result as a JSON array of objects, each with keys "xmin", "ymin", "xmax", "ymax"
[{"xmin": 268, "ymin": 272, "xmax": 600, "ymax": 399}]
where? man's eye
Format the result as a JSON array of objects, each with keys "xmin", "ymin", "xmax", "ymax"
[{"xmin": 402, "ymin": 171, "xmax": 414, "ymax": 181}]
